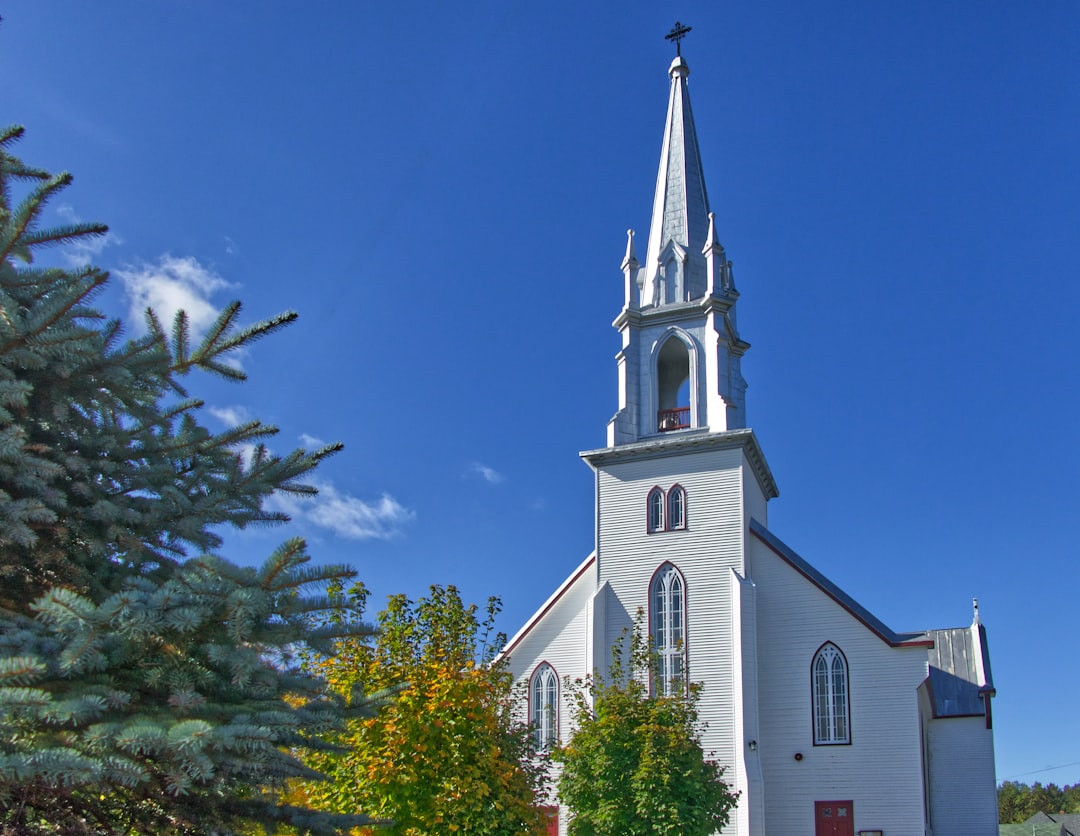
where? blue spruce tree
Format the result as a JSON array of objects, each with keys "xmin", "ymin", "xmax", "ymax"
[{"xmin": 0, "ymin": 126, "xmax": 377, "ymax": 834}]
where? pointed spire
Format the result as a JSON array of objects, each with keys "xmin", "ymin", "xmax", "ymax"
[{"xmin": 642, "ymin": 53, "xmax": 713, "ymax": 307}]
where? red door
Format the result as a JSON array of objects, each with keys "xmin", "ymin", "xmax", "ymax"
[
  {"xmin": 814, "ymin": 800, "xmax": 854, "ymax": 836},
  {"xmin": 541, "ymin": 805, "xmax": 558, "ymax": 836}
]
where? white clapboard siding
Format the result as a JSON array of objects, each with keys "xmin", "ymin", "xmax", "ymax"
[
  {"xmin": 926, "ymin": 716, "xmax": 998, "ymax": 835},
  {"xmin": 503, "ymin": 554, "xmax": 597, "ymax": 760},
  {"xmin": 752, "ymin": 533, "xmax": 930, "ymax": 835},
  {"xmin": 595, "ymin": 445, "xmax": 754, "ymax": 833}
]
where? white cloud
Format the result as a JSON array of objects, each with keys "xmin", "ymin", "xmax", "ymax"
[
  {"xmin": 115, "ymin": 255, "xmax": 234, "ymax": 340},
  {"xmin": 56, "ymin": 203, "xmax": 121, "ymax": 266},
  {"xmin": 223, "ymin": 236, "xmax": 239, "ymax": 256},
  {"xmin": 466, "ymin": 461, "xmax": 505, "ymax": 484},
  {"xmin": 299, "ymin": 433, "xmax": 327, "ymax": 450},
  {"xmin": 209, "ymin": 405, "xmax": 252, "ymax": 427},
  {"xmin": 271, "ymin": 482, "xmax": 415, "ymax": 540}
]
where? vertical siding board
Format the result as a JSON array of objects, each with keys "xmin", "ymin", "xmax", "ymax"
[{"xmin": 927, "ymin": 717, "xmax": 999, "ymax": 835}]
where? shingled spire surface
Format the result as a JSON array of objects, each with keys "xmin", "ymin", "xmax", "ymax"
[{"xmin": 642, "ymin": 55, "xmax": 713, "ymax": 305}]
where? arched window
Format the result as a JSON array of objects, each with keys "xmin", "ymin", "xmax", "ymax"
[
  {"xmin": 647, "ymin": 487, "xmax": 665, "ymax": 533},
  {"xmin": 667, "ymin": 485, "xmax": 686, "ymax": 530},
  {"xmin": 812, "ymin": 643, "xmax": 850, "ymax": 745},
  {"xmin": 531, "ymin": 663, "xmax": 558, "ymax": 751},
  {"xmin": 650, "ymin": 563, "xmax": 686, "ymax": 695}
]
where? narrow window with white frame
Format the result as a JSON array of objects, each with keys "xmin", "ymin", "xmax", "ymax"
[
  {"xmin": 812, "ymin": 642, "xmax": 850, "ymax": 745},
  {"xmin": 531, "ymin": 663, "xmax": 558, "ymax": 751},
  {"xmin": 650, "ymin": 563, "xmax": 686, "ymax": 695}
]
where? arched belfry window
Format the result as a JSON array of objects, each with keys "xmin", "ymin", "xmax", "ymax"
[
  {"xmin": 531, "ymin": 663, "xmax": 558, "ymax": 751},
  {"xmin": 657, "ymin": 336, "xmax": 691, "ymax": 432},
  {"xmin": 650, "ymin": 563, "xmax": 686, "ymax": 695},
  {"xmin": 647, "ymin": 487, "xmax": 665, "ymax": 533},
  {"xmin": 667, "ymin": 485, "xmax": 686, "ymax": 530},
  {"xmin": 812, "ymin": 643, "xmax": 850, "ymax": 745}
]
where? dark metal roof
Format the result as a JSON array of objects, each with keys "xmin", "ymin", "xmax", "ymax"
[
  {"xmin": 926, "ymin": 627, "xmax": 986, "ymax": 717},
  {"xmin": 749, "ymin": 519, "xmax": 929, "ymax": 648}
]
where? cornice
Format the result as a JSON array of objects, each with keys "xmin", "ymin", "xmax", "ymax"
[
  {"xmin": 612, "ymin": 292, "xmax": 736, "ymax": 332},
  {"xmin": 580, "ymin": 427, "xmax": 779, "ymax": 500}
]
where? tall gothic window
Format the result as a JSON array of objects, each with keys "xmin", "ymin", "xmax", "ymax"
[
  {"xmin": 650, "ymin": 563, "xmax": 686, "ymax": 695},
  {"xmin": 667, "ymin": 485, "xmax": 686, "ymax": 530},
  {"xmin": 531, "ymin": 663, "xmax": 558, "ymax": 751},
  {"xmin": 812, "ymin": 642, "xmax": 850, "ymax": 745},
  {"xmin": 647, "ymin": 487, "xmax": 665, "ymax": 533}
]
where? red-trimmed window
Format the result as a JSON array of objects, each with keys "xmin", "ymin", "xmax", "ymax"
[
  {"xmin": 647, "ymin": 487, "xmax": 665, "ymax": 533},
  {"xmin": 531, "ymin": 663, "xmax": 558, "ymax": 751},
  {"xmin": 667, "ymin": 484, "xmax": 686, "ymax": 530},
  {"xmin": 650, "ymin": 563, "xmax": 686, "ymax": 695}
]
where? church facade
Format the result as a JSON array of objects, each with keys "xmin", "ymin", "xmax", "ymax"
[{"xmin": 502, "ymin": 50, "xmax": 998, "ymax": 836}]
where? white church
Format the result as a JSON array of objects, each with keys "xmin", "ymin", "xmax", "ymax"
[{"xmin": 502, "ymin": 42, "xmax": 999, "ymax": 836}]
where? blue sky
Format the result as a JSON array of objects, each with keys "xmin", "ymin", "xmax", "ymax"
[{"xmin": 4, "ymin": 2, "xmax": 1078, "ymax": 788}]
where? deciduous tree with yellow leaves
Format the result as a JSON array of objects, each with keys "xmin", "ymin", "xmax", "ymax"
[{"xmin": 296, "ymin": 584, "xmax": 548, "ymax": 835}]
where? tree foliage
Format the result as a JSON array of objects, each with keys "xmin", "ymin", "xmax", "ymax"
[
  {"xmin": 0, "ymin": 126, "xmax": 376, "ymax": 834},
  {"xmin": 998, "ymin": 780, "xmax": 1080, "ymax": 824},
  {"xmin": 555, "ymin": 616, "xmax": 738, "ymax": 836},
  {"xmin": 297, "ymin": 584, "xmax": 548, "ymax": 835}
]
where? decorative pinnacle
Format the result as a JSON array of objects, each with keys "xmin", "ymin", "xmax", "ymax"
[
  {"xmin": 665, "ymin": 21, "xmax": 692, "ymax": 56},
  {"xmin": 622, "ymin": 229, "xmax": 639, "ymax": 270},
  {"xmin": 703, "ymin": 212, "xmax": 722, "ymax": 253}
]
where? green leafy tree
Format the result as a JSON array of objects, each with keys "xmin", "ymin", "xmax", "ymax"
[
  {"xmin": 0, "ymin": 126, "xmax": 376, "ymax": 834},
  {"xmin": 998, "ymin": 780, "xmax": 1080, "ymax": 824},
  {"xmin": 296, "ymin": 584, "xmax": 548, "ymax": 835},
  {"xmin": 555, "ymin": 615, "xmax": 738, "ymax": 836}
]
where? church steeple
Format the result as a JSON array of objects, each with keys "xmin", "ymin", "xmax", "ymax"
[
  {"xmin": 606, "ymin": 41, "xmax": 749, "ymax": 447},
  {"xmin": 641, "ymin": 55, "xmax": 713, "ymax": 308}
]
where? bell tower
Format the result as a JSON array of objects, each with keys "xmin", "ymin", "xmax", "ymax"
[{"xmin": 607, "ymin": 52, "xmax": 749, "ymax": 447}]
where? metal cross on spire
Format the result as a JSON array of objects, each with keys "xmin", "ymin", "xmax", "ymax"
[{"xmin": 665, "ymin": 21, "xmax": 692, "ymax": 56}]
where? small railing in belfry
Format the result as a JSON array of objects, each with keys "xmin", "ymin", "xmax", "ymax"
[{"xmin": 658, "ymin": 407, "xmax": 690, "ymax": 431}]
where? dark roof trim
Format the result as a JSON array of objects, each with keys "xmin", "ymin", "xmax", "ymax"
[
  {"xmin": 749, "ymin": 519, "xmax": 932, "ymax": 648},
  {"xmin": 499, "ymin": 554, "xmax": 596, "ymax": 659}
]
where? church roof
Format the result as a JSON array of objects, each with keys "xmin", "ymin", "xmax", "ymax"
[
  {"xmin": 498, "ymin": 552, "xmax": 596, "ymax": 660},
  {"xmin": 641, "ymin": 55, "xmax": 713, "ymax": 302},
  {"xmin": 749, "ymin": 520, "xmax": 931, "ymax": 648}
]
